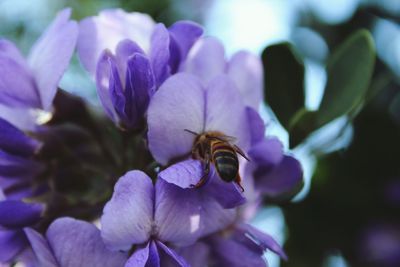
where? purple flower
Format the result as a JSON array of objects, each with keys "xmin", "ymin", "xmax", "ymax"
[
  {"xmin": 24, "ymin": 217, "xmax": 127, "ymax": 267},
  {"xmin": 147, "ymin": 73, "xmax": 250, "ymax": 165},
  {"xmin": 0, "ymin": 8, "xmax": 78, "ymax": 114},
  {"xmin": 183, "ymin": 37, "xmax": 263, "ymax": 110},
  {"xmin": 0, "ymin": 117, "xmax": 44, "ymax": 200},
  {"xmin": 205, "ymin": 223, "xmax": 287, "ymax": 267},
  {"xmin": 101, "ymin": 170, "xmax": 236, "ymax": 265},
  {"xmin": 78, "ymin": 9, "xmax": 202, "ymax": 129},
  {"xmin": 0, "ymin": 197, "xmax": 43, "ymax": 264},
  {"xmin": 246, "ymin": 108, "xmax": 303, "ymax": 200}
]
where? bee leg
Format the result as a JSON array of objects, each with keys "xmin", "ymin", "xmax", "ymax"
[
  {"xmin": 190, "ymin": 156, "xmax": 210, "ymax": 188},
  {"xmin": 233, "ymin": 145, "xmax": 250, "ymax": 161},
  {"xmin": 235, "ymin": 174, "xmax": 245, "ymax": 192}
]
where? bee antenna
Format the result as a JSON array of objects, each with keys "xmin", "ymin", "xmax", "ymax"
[{"xmin": 184, "ymin": 129, "xmax": 199, "ymax": 136}]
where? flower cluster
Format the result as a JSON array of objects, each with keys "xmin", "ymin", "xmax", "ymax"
[{"xmin": 0, "ymin": 8, "xmax": 303, "ymax": 267}]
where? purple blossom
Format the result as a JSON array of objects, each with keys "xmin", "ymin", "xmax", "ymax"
[
  {"xmin": 0, "ymin": 117, "xmax": 44, "ymax": 200},
  {"xmin": 147, "ymin": 73, "xmax": 250, "ymax": 165},
  {"xmin": 101, "ymin": 170, "xmax": 236, "ymax": 265},
  {"xmin": 78, "ymin": 9, "xmax": 202, "ymax": 129},
  {"xmin": 0, "ymin": 197, "xmax": 43, "ymax": 263},
  {"xmin": 182, "ymin": 37, "xmax": 263, "ymax": 110},
  {"xmin": 0, "ymin": 8, "xmax": 78, "ymax": 114},
  {"xmin": 24, "ymin": 217, "xmax": 127, "ymax": 267},
  {"xmin": 246, "ymin": 108, "xmax": 303, "ymax": 200}
]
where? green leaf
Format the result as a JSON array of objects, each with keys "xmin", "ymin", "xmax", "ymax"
[
  {"xmin": 262, "ymin": 42, "xmax": 305, "ymax": 129},
  {"xmin": 316, "ymin": 29, "xmax": 375, "ymax": 127},
  {"xmin": 288, "ymin": 109, "xmax": 318, "ymax": 148}
]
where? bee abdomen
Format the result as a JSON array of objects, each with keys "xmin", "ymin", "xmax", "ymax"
[{"xmin": 213, "ymin": 150, "xmax": 238, "ymax": 182}]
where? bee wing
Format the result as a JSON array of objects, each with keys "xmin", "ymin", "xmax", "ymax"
[{"xmin": 210, "ymin": 134, "xmax": 236, "ymax": 142}]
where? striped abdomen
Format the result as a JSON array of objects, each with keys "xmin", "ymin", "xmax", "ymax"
[{"xmin": 212, "ymin": 141, "xmax": 239, "ymax": 182}]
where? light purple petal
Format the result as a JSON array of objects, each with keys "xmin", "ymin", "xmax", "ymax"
[
  {"xmin": 0, "ymin": 52, "xmax": 40, "ymax": 108},
  {"xmin": 125, "ymin": 242, "xmax": 150, "ymax": 267},
  {"xmin": 249, "ymin": 138, "xmax": 284, "ymax": 168},
  {"xmin": 159, "ymin": 159, "xmax": 245, "ymax": 208},
  {"xmin": 0, "ymin": 229, "xmax": 26, "ymax": 262},
  {"xmin": 147, "ymin": 73, "xmax": 205, "ymax": 165},
  {"xmin": 96, "ymin": 51, "xmax": 120, "ymax": 124},
  {"xmin": 101, "ymin": 171, "xmax": 154, "ymax": 250},
  {"xmin": 211, "ymin": 234, "xmax": 267, "ymax": 267},
  {"xmin": 0, "ymin": 39, "xmax": 26, "ymax": 67},
  {"xmin": 183, "ymin": 37, "xmax": 226, "ymax": 84},
  {"xmin": 47, "ymin": 217, "xmax": 127, "ymax": 267},
  {"xmin": 0, "ymin": 117, "xmax": 40, "ymax": 157},
  {"xmin": 28, "ymin": 8, "xmax": 78, "ymax": 110},
  {"xmin": 0, "ymin": 200, "xmax": 42, "ymax": 228},
  {"xmin": 168, "ymin": 21, "xmax": 203, "ymax": 60},
  {"xmin": 115, "ymin": 39, "xmax": 145, "ymax": 82},
  {"xmin": 78, "ymin": 9, "xmax": 155, "ymax": 75},
  {"xmin": 158, "ymin": 159, "xmax": 203, "ymax": 189},
  {"xmin": 150, "ymin": 23, "xmax": 170, "ymax": 86},
  {"xmin": 205, "ymin": 75, "xmax": 251, "ymax": 151},
  {"xmin": 157, "ymin": 241, "xmax": 189, "ymax": 267},
  {"xmin": 24, "ymin": 228, "xmax": 58, "ymax": 267},
  {"xmin": 240, "ymin": 224, "xmax": 288, "ymax": 260},
  {"xmin": 177, "ymin": 242, "xmax": 210, "ymax": 267},
  {"xmin": 205, "ymin": 173, "xmax": 246, "ymax": 209},
  {"xmin": 227, "ymin": 51, "xmax": 263, "ymax": 109},
  {"xmin": 256, "ymin": 155, "xmax": 303, "ymax": 200},
  {"xmin": 247, "ymin": 107, "xmax": 265, "ymax": 145},
  {"xmin": 154, "ymin": 179, "xmax": 235, "ymax": 246},
  {"xmin": 0, "ymin": 104, "xmax": 37, "ymax": 131}
]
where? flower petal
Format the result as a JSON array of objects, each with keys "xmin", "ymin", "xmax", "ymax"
[
  {"xmin": 125, "ymin": 242, "xmax": 150, "ymax": 267},
  {"xmin": 147, "ymin": 73, "xmax": 205, "ymax": 165},
  {"xmin": 78, "ymin": 9, "xmax": 155, "ymax": 75},
  {"xmin": 183, "ymin": 37, "xmax": 225, "ymax": 84},
  {"xmin": 0, "ymin": 150, "xmax": 43, "ymax": 178},
  {"xmin": 24, "ymin": 228, "xmax": 58, "ymax": 267},
  {"xmin": 47, "ymin": 217, "xmax": 127, "ymax": 267},
  {"xmin": 0, "ymin": 200, "xmax": 42, "ymax": 229},
  {"xmin": 101, "ymin": 171, "xmax": 154, "ymax": 250},
  {"xmin": 249, "ymin": 138, "xmax": 284, "ymax": 169},
  {"xmin": 115, "ymin": 39, "xmax": 145, "ymax": 83},
  {"xmin": 150, "ymin": 23, "xmax": 170, "ymax": 86},
  {"xmin": 0, "ymin": 104, "xmax": 37, "ymax": 131},
  {"xmin": 96, "ymin": 51, "xmax": 121, "ymax": 124},
  {"xmin": 154, "ymin": 179, "xmax": 235, "ymax": 245},
  {"xmin": 0, "ymin": 117, "xmax": 40, "ymax": 157},
  {"xmin": 205, "ymin": 75, "xmax": 251, "ymax": 151},
  {"xmin": 227, "ymin": 51, "xmax": 263, "ymax": 109},
  {"xmin": 158, "ymin": 159, "xmax": 203, "ymax": 189},
  {"xmin": 28, "ymin": 8, "xmax": 78, "ymax": 110},
  {"xmin": 157, "ymin": 241, "xmax": 189, "ymax": 267},
  {"xmin": 211, "ymin": 233, "xmax": 267, "ymax": 267},
  {"xmin": 247, "ymin": 107, "xmax": 265, "ymax": 145},
  {"xmin": 0, "ymin": 52, "xmax": 40, "ymax": 108},
  {"xmin": 205, "ymin": 174, "xmax": 246, "ymax": 209},
  {"xmin": 0, "ymin": 229, "xmax": 26, "ymax": 262},
  {"xmin": 177, "ymin": 242, "xmax": 210, "ymax": 267},
  {"xmin": 168, "ymin": 21, "xmax": 203, "ymax": 60},
  {"xmin": 125, "ymin": 52, "xmax": 155, "ymax": 125},
  {"xmin": 0, "ymin": 40, "xmax": 26, "ymax": 67},
  {"xmin": 240, "ymin": 224, "xmax": 288, "ymax": 260},
  {"xmin": 256, "ymin": 155, "xmax": 303, "ymax": 200}
]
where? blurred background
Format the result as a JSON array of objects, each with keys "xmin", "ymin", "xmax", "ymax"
[{"xmin": 1, "ymin": 0, "xmax": 399, "ymax": 266}]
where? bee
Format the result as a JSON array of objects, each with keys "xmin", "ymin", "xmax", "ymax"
[{"xmin": 185, "ymin": 129, "xmax": 249, "ymax": 192}]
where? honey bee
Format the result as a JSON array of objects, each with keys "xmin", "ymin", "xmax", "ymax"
[{"xmin": 185, "ymin": 129, "xmax": 249, "ymax": 192}]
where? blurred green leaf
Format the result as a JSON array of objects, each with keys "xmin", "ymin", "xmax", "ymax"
[
  {"xmin": 316, "ymin": 29, "xmax": 375, "ymax": 127},
  {"xmin": 262, "ymin": 42, "xmax": 305, "ymax": 129},
  {"xmin": 289, "ymin": 108, "xmax": 318, "ymax": 148}
]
